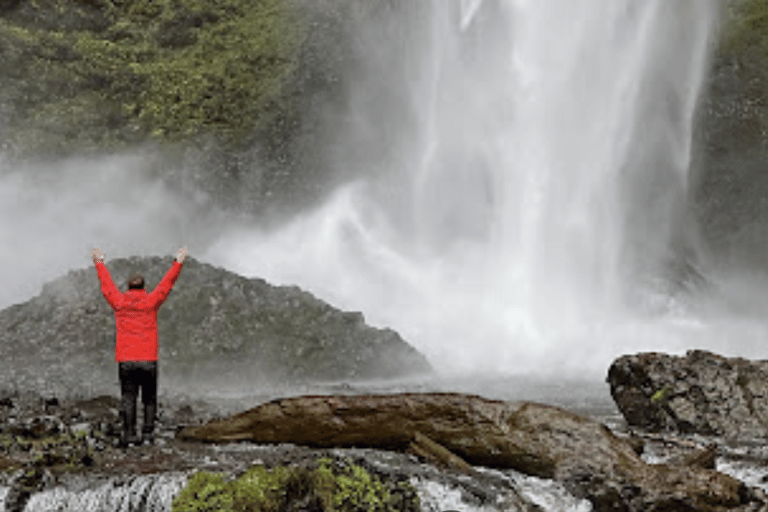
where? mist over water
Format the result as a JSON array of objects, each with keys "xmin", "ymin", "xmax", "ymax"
[{"xmin": 206, "ymin": 0, "xmax": 728, "ymax": 378}]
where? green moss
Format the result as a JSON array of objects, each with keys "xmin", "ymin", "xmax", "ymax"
[
  {"xmin": 332, "ymin": 462, "xmax": 391, "ymax": 511},
  {"xmin": 719, "ymin": 0, "xmax": 768, "ymax": 59},
  {"xmin": 0, "ymin": 434, "xmax": 13, "ymax": 451},
  {"xmin": 171, "ymin": 458, "xmax": 420, "ymax": 512},
  {"xmin": 0, "ymin": 0, "xmax": 311, "ymax": 156},
  {"xmin": 173, "ymin": 471, "xmax": 234, "ymax": 512},
  {"xmin": 650, "ymin": 384, "xmax": 671, "ymax": 404}
]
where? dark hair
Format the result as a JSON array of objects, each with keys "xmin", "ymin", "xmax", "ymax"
[{"xmin": 127, "ymin": 273, "xmax": 145, "ymax": 290}]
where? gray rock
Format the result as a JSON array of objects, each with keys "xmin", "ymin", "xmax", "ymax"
[
  {"xmin": 68, "ymin": 422, "xmax": 92, "ymax": 438},
  {"xmin": 607, "ymin": 350, "xmax": 768, "ymax": 440},
  {"xmin": 0, "ymin": 256, "xmax": 431, "ymax": 396},
  {"xmin": 8, "ymin": 415, "xmax": 64, "ymax": 439}
]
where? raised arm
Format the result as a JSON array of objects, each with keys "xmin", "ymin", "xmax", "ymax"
[
  {"xmin": 147, "ymin": 247, "xmax": 187, "ymax": 308},
  {"xmin": 92, "ymin": 247, "xmax": 121, "ymax": 308}
]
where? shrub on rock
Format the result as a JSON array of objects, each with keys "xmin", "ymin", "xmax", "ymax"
[{"xmin": 171, "ymin": 458, "xmax": 420, "ymax": 512}]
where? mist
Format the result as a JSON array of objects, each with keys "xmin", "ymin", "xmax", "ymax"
[{"xmin": 0, "ymin": 152, "xmax": 230, "ymax": 309}]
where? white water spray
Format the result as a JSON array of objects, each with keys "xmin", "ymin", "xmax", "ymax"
[{"xmin": 206, "ymin": 0, "xmax": 725, "ymax": 377}]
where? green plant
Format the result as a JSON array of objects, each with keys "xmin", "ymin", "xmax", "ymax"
[
  {"xmin": 0, "ymin": 0, "xmax": 311, "ymax": 155},
  {"xmin": 719, "ymin": 0, "xmax": 768, "ymax": 58},
  {"xmin": 650, "ymin": 384, "xmax": 671, "ymax": 404},
  {"xmin": 0, "ymin": 434, "xmax": 14, "ymax": 451},
  {"xmin": 231, "ymin": 465, "xmax": 292, "ymax": 512},
  {"xmin": 171, "ymin": 457, "xmax": 420, "ymax": 512},
  {"xmin": 173, "ymin": 471, "xmax": 234, "ymax": 512},
  {"xmin": 332, "ymin": 462, "xmax": 391, "ymax": 511}
]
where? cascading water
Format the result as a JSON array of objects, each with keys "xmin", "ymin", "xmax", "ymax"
[{"xmin": 206, "ymin": 0, "xmax": 724, "ymax": 378}]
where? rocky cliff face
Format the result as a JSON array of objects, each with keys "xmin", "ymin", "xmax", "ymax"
[
  {"xmin": 694, "ymin": 0, "xmax": 768, "ymax": 269},
  {"xmin": 607, "ymin": 350, "xmax": 768, "ymax": 440},
  {"xmin": 0, "ymin": 256, "xmax": 432, "ymax": 396}
]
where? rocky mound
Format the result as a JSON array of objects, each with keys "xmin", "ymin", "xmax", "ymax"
[
  {"xmin": 607, "ymin": 350, "xmax": 768, "ymax": 439},
  {"xmin": 0, "ymin": 256, "xmax": 431, "ymax": 395},
  {"xmin": 178, "ymin": 392, "xmax": 758, "ymax": 512}
]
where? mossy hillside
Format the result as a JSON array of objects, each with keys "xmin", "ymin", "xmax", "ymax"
[
  {"xmin": 0, "ymin": 0, "xmax": 307, "ymax": 157},
  {"xmin": 172, "ymin": 458, "xmax": 420, "ymax": 512},
  {"xmin": 0, "ymin": 0, "xmax": 410, "ymax": 213}
]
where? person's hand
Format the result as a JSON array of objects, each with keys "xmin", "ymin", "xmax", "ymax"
[
  {"xmin": 91, "ymin": 247, "xmax": 105, "ymax": 263},
  {"xmin": 175, "ymin": 247, "xmax": 188, "ymax": 263}
]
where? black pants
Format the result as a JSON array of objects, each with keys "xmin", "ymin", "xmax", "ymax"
[{"xmin": 118, "ymin": 361, "xmax": 158, "ymax": 438}]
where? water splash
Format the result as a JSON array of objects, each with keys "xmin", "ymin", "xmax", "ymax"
[
  {"xmin": 21, "ymin": 474, "xmax": 187, "ymax": 512},
  {"xmin": 205, "ymin": 0, "xmax": 720, "ymax": 377}
]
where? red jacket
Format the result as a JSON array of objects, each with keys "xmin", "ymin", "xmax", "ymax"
[{"xmin": 96, "ymin": 261, "xmax": 183, "ymax": 362}]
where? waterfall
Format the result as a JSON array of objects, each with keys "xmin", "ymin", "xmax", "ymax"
[
  {"xmin": 16, "ymin": 474, "xmax": 187, "ymax": 512},
  {"xmin": 205, "ymin": 0, "xmax": 720, "ymax": 377}
]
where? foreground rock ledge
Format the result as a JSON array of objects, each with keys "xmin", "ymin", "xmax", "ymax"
[
  {"xmin": 608, "ymin": 350, "xmax": 768, "ymax": 440},
  {"xmin": 178, "ymin": 392, "xmax": 758, "ymax": 512}
]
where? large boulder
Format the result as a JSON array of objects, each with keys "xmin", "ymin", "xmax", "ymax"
[
  {"xmin": 0, "ymin": 257, "xmax": 431, "ymax": 395},
  {"xmin": 178, "ymin": 392, "xmax": 757, "ymax": 512},
  {"xmin": 607, "ymin": 350, "xmax": 768, "ymax": 439}
]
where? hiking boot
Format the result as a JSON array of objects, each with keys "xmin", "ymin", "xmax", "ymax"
[
  {"xmin": 119, "ymin": 432, "xmax": 142, "ymax": 448},
  {"xmin": 141, "ymin": 432, "xmax": 155, "ymax": 446}
]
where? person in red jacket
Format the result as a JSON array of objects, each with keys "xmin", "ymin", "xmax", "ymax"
[{"xmin": 91, "ymin": 246, "xmax": 187, "ymax": 447}]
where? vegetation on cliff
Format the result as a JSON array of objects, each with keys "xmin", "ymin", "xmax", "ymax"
[
  {"xmin": 719, "ymin": 0, "xmax": 768, "ymax": 59},
  {"xmin": 1, "ymin": 0, "xmax": 305, "ymax": 155},
  {"xmin": 0, "ymin": 0, "xmax": 397, "ymax": 209}
]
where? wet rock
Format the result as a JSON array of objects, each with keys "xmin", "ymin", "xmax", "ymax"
[
  {"xmin": 4, "ymin": 467, "xmax": 49, "ymax": 512},
  {"xmin": 69, "ymin": 395, "xmax": 119, "ymax": 421},
  {"xmin": 8, "ymin": 415, "xmax": 64, "ymax": 439},
  {"xmin": 667, "ymin": 443, "xmax": 718, "ymax": 470},
  {"xmin": 0, "ymin": 257, "xmax": 432, "ymax": 396},
  {"xmin": 68, "ymin": 422, "xmax": 92, "ymax": 438},
  {"xmin": 43, "ymin": 397, "xmax": 59, "ymax": 414},
  {"xmin": 178, "ymin": 392, "xmax": 758, "ymax": 512},
  {"xmin": 168, "ymin": 403, "xmax": 197, "ymax": 426},
  {"xmin": 607, "ymin": 350, "xmax": 768, "ymax": 439}
]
